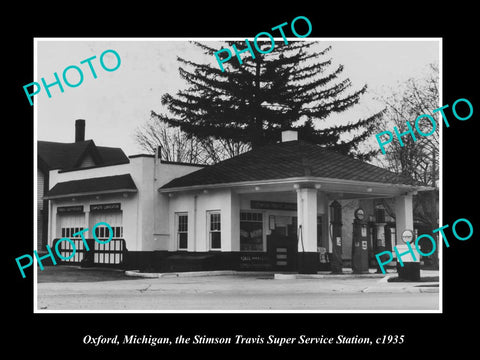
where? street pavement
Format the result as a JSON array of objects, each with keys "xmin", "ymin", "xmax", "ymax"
[{"xmin": 36, "ymin": 267, "xmax": 439, "ymax": 312}]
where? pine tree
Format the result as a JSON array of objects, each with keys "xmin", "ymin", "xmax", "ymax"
[{"xmin": 151, "ymin": 41, "xmax": 383, "ymax": 160}]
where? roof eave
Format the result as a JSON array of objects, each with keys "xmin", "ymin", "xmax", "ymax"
[
  {"xmin": 158, "ymin": 176, "xmax": 428, "ymax": 194},
  {"xmin": 43, "ymin": 188, "xmax": 137, "ymax": 200}
]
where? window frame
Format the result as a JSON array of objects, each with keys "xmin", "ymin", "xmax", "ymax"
[
  {"xmin": 207, "ymin": 210, "xmax": 221, "ymax": 251},
  {"xmin": 61, "ymin": 226, "xmax": 85, "ymax": 238},
  {"xmin": 94, "ymin": 225, "xmax": 122, "ymax": 239},
  {"xmin": 240, "ymin": 211, "xmax": 264, "ymax": 252},
  {"xmin": 176, "ymin": 212, "xmax": 189, "ymax": 251}
]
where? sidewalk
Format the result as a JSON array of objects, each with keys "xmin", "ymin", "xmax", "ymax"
[
  {"xmin": 124, "ymin": 268, "xmax": 440, "ymax": 294},
  {"xmin": 361, "ymin": 270, "xmax": 439, "ymax": 293},
  {"xmin": 37, "ymin": 266, "xmax": 440, "ymax": 310},
  {"xmin": 124, "ymin": 267, "xmax": 394, "ymax": 279}
]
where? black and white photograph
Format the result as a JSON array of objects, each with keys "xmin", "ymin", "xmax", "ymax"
[
  {"xmin": 9, "ymin": 7, "xmax": 479, "ymax": 356},
  {"xmin": 33, "ymin": 37, "xmax": 441, "ymax": 312}
]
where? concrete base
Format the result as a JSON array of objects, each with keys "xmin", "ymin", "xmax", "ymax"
[
  {"xmin": 274, "ymin": 274, "xmax": 297, "ymax": 280},
  {"xmin": 297, "ymin": 252, "xmax": 318, "ymax": 274},
  {"xmin": 352, "ymin": 269, "xmax": 370, "ymax": 274},
  {"xmin": 396, "ymin": 262, "xmax": 421, "ymax": 281}
]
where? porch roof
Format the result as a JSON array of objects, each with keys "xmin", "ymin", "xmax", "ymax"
[
  {"xmin": 160, "ymin": 140, "xmax": 425, "ymax": 192},
  {"xmin": 44, "ymin": 174, "xmax": 138, "ymax": 200}
]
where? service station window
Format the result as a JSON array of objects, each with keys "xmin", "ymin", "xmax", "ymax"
[
  {"xmin": 58, "ymin": 212, "xmax": 85, "ymax": 239},
  {"xmin": 94, "ymin": 224, "xmax": 123, "ymax": 239},
  {"xmin": 240, "ymin": 212, "xmax": 263, "ymax": 251},
  {"xmin": 61, "ymin": 227, "xmax": 85, "ymax": 238},
  {"xmin": 176, "ymin": 213, "xmax": 188, "ymax": 250},
  {"xmin": 208, "ymin": 211, "xmax": 221, "ymax": 250}
]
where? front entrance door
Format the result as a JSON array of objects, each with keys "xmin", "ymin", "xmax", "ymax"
[{"xmin": 267, "ymin": 229, "xmax": 298, "ymax": 271}]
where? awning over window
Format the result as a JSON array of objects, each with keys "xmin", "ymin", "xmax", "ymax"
[{"xmin": 44, "ymin": 174, "xmax": 137, "ymax": 200}]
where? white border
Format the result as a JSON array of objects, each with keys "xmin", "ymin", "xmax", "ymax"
[{"xmin": 33, "ymin": 37, "xmax": 442, "ymax": 314}]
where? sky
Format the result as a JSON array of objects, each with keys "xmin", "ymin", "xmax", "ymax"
[{"xmin": 35, "ymin": 38, "xmax": 440, "ymax": 156}]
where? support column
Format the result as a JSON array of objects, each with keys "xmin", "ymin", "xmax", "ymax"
[
  {"xmin": 297, "ymin": 188, "xmax": 317, "ymax": 273},
  {"xmin": 82, "ymin": 208, "xmax": 94, "ymax": 267},
  {"xmin": 228, "ymin": 190, "xmax": 240, "ymax": 252},
  {"xmin": 394, "ymin": 194, "xmax": 420, "ymax": 280},
  {"xmin": 394, "ymin": 194, "xmax": 413, "ymax": 236}
]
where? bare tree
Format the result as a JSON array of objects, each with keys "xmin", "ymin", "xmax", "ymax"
[
  {"xmin": 373, "ymin": 63, "xmax": 439, "ymax": 187},
  {"xmin": 371, "ymin": 63, "xmax": 439, "ymax": 268},
  {"xmin": 135, "ymin": 115, "xmax": 250, "ymax": 164}
]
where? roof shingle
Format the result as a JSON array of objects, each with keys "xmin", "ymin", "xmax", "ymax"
[
  {"xmin": 161, "ymin": 140, "xmax": 418, "ymax": 189},
  {"xmin": 38, "ymin": 140, "xmax": 129, "ymax": 171},
  {"xmin": 45, "ymin": 174, "xmax": 137, "ymax": 199}
]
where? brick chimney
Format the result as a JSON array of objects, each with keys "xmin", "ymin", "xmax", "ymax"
[{"xmin": 75, "ymin": 119, "xmax": 85, "ymax": 142}]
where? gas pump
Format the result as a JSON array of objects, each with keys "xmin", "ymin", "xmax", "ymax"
[
  {"xmin": 385, "ymin": 222, "xmax": 396, "ymax": 252},
  {"xmin": 329, "ymin": 200, "xmax": 343, "ymax": 273},
  {"xmin": 374, "ymin": 204, "xmax": 387, "ymax": 273},
  {"xmin": 351, "ymin": 208, "xmax": 369, "ymax": 273}
]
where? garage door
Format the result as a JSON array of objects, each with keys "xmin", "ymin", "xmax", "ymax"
[
  {"xmin": 90, "ymin": 211, "xmax": 124, "ymax": 265},
  {"xmin": 58, "ymin": 213, "xmax": 86, "ymax": 263}
]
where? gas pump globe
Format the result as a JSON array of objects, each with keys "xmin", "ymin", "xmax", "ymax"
[
  {"xmin": 354, "ymin": 208, "xmax": 365, "ymax": 221},
  {"xmin": 401, "ymin": 229, "xmax": 414, "ymax": 243}
]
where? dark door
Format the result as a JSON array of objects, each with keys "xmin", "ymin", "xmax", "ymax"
[{"xmin": 267, "ymin": 229, "xmax": 298, "ymax": 271}]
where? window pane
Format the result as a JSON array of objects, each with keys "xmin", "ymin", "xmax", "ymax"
[
  {"xmin": 179, "ymin": 233, "xmax": 188, "ymax": 249},
  {"xmin": 211, "ymin": 232, "xmax": 221, "ymax": 249},
  {"xmin": 240, "ymin": 221, "xmax": 263, "ymax": 251},
  {"xmin": 178, "ymin": 215, "xmax": 188, "ymax": 231},
  {"xmin": 210, "ymin": 213, "xmax": 220, "ymax": 231}
]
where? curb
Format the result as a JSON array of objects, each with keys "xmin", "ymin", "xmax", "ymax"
[
  {"xmin": 125, "ymin": 270, "xmax": 237, "ymax": 278},
  {"xmin": 362, "ymin": 283, "xmax": 439, "ymax": 293},
  {"xmin": 296, "ymin": 273, "xmax": 386, "ymax": 279},
  {"xmin": 125, "ymin": 269, "xmax": 393, "ymax": 280},
  {"xmin": 274, "ymin": 274, "xmax": 297, "ymax": 280}
]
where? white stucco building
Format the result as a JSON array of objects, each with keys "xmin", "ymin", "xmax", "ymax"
[{"xmin": 39, "ymin": 121, "xmax": 432, "ymax": 273}]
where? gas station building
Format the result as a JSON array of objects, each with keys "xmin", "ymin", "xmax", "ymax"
[{"xmin": 39, "ymin": 122, "xmax": 433, "ymax": 273}]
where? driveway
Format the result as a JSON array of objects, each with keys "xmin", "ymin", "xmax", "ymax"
[
  {"xmin": 36, "ymin": 266, "xmax": 440, "ymax": 311},
  {"xmin": 37, "ymin": 265, "xmax": 140, "ymax": 283}
]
